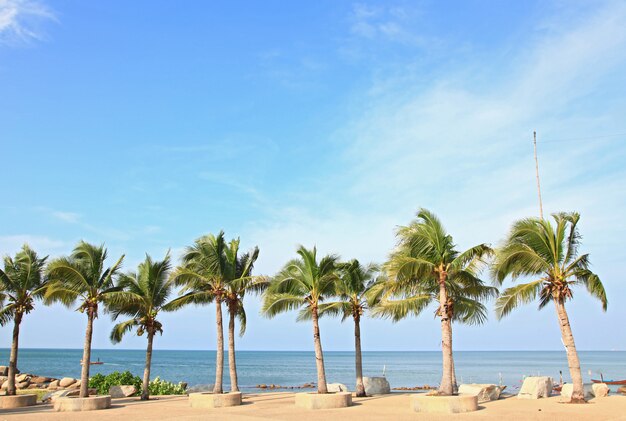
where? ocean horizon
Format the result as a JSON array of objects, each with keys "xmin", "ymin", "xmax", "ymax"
[{"xmin": 2, "ymin": 349, "xmax": 625, "ymax": 393}]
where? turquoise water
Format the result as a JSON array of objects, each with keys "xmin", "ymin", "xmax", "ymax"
[{"xmin": 1, "ymin": 349, "xmax": 624, "ymax": 392}]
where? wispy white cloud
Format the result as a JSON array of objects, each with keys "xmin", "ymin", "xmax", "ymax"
[
  {"xmin": 0, "ymin": 0, "xmax": 55, "ymax": 45},
  {"xmin": 48, "ymin": 208, "xmax": 131, "ymax": 241},
  {"xmin": 0, "ymin": 234, "xmax": 65, "ymax": 255},
  {"xmin": 248, "ymin": 0, "xmax": 626, "ymax": 276}
]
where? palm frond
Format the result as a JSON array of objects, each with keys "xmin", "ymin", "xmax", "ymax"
[{"xmin": 495, "ymin": 280, "xmax": 543, "ymax": 319}]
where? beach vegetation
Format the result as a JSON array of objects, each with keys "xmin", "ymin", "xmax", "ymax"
[
  {"xmin": 492, "ymin": 212, "xmax": 607, "ymax": 403},
  {"xmin": 262, "ymin": 245, "xmax": 341, "ymax": 394},
  {"xmin": 0, "ymin": 245, "xmax": 48, "ymax": 395},
  {"xmin": 45, "ymin": 241, "xmax": 125, "ymax": 398},
  {"xmin": 375, "ymin": 209, "xmax": 496, "ymax": 396},
  {"xmin": 108, "ymin": 252, "xmax": 176, "ymax": 400},
  {"xmin": 318, "ymin": 259, "xmax": 382, "ymax": 397}
]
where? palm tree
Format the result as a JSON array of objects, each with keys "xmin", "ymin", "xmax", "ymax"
[
  {"xmin": 0, "ymin": 245, "xmax": 48, "ymax": 396},
  {"xmin": 375, "ymin": 209, "xmax": 495, "ymax": 395},
  {"xmin": 169, "ymin": 232, "xmax": 230, "ymax": 394},
  {"xmin": 492, "ymin": 212, "xmax": 606, "ymax": 403},
  {"xmin": 109, "ymin": 253, "xmax": 175, "ymax": 400},
  {"xmin": 46, "ymin": 241, "xmax": 124, "ymax": 398},
  {"xmin": 318, "ymin": 259, "xmax": 381, "ymax": 397},
  {"xmin": 221, "ymin": 239, "xmax": 266, "ymax": 392},
  {"xmin": 262, "ymin": 245, "xmax": 340, "ymax": 394}
]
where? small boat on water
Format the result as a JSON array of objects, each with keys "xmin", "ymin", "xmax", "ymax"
[
  {"xmin": 591, "ymin": 379, "xmax": 626, "ymax": 385},
  {"xmin": 80, "ymin": 358, "xmax": 104, "ymax": 365}
]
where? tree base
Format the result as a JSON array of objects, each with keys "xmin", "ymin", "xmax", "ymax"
[
  {"xmin": 0, "ymin": 394, "xmax": 37, "ymax": 409},
  {"xmin": 189, "ymin": 392, "xmax": 242, "ymax": 408},
  {"xmin": 294, "ymin": 392, "xmax": 352, "ymax": 409},
  {"xmin": 53, "ymin": 395, "xmax": 112, "ymax": 412}
]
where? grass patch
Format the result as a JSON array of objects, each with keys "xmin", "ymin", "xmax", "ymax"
[{"xmin": 17, "ymin": 389, "xmax": 49, "ymax": 402}]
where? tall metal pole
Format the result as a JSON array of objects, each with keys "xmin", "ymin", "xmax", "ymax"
[{"xmin": 533, "ymin": 130, "xmax": 544, "ymax": 219}]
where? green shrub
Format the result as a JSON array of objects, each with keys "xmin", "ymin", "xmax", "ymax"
[
  {"xmin": 88, "ymin": 371, "xmax": 142, "ymax": 395},
  {"xmin": 148, "ymin": 376, "xmax": 187, "ymax": 395},
  {"xmin": 88, "ymin": 371, "xmax": 186, "ymax": 396}
]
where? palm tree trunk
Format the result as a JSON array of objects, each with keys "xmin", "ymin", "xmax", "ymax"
[
  {"xmin": 451, "ymin": 349, "xmax": 458, "ymax": 394},
  {"xmin": 213, "ymin": 296, "xmax": 224, "ymax": 394},
  {"xmin": 311, "ymin": 306, "xmax": 328, "ymax": 394},
  {"xmin": 228, "ymin": 307, "xmax": 239, "ymax": 392},
  {"xmin": 555, "ymin": 300, "xmax": 585, "ymax": 403},
  {"xmin": 7, "ymin": 315, "xmax": 22, "ymax": 396},
  {"xmin": 354, "ymin": 315, "xmax": 366, "ymax": 397},
  {"xmin": 438, "ymin": 275, "xmax": 454, "ymax": 395},
  {"xmin": 141, "ymin": 331, "xmax": 154, "ymax": 400},
  {"xmin": 80, "ymin": 309, "xmax": 95, "ymax": 398}
]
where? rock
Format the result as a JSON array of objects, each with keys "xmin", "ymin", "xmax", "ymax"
[
  {"xmin": 327, "ymin": 383, "xmax": 350, "ymax": 393},
  {"xmin": 48, "ymin": 380, "xmax": 60, "ymax": 388},
  {"xmin": 617, "ymin": 386, "xmax": 626, "ymax": 395},
  {"xmin": 59, "ymin": 377, "xmax": 76, "ymax": 387},
  {"xmin": 517, "ymin": 377, "xmax": 552, "ymax": 399},
  {"xmin": 109, "ymin": 385, "xmax": 137, "ymax": 398},
  {"xmin": 16, "ymin": 374, "xmax": 30, "ymax": 383},
  {"xmin": 363, "ymin": 377, "xmax": 391, "ymax": 395},
  {"xmin": 458, "ymin": 384, "xmax": 502, "ymax": 402},
  {"xmin": 1, "ymin": 380, "xmax": 8, "ymax": 389},
  {"xmin": 0, "ymin": 376, "xmax": 7, "ymax": 384},
  {"xmin": 69, "ymin": 380, "xmax": 81, "ymax": 389},
  {"xmin": 0, "ymin": 366, "xmax": 8, "ymax": 376},
  {"xmin": 42, "ymin": 389, "xmax": 82, "ymax": 403},
  {"xmin": 31, "ymin": 376, "xmax": 52, "ymax": 384},
  {"xmin": 560, "ymin": 383, "xmax": 594, "ymax": 400},
  {"xmin": 17, "ymin": 381, "xmax": 30, "ymax": 389},
  {"xmin": 591, "ymin": 383, "xmax": 609, "ymax": 398}
]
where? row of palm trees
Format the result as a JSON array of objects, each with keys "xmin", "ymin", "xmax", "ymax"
[{"xmin": 0, "ymin": 209, "xmax": 607, "ymax": 404}]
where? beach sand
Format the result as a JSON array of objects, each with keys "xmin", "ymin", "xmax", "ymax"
[{"xmin": 1, "ymin": 392, "xmax": 625, "ymax": 420}]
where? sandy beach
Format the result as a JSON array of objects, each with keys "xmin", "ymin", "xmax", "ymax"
[{"xmin": 1, "ymin": 392, "xmax": 626, "ymax": 421}]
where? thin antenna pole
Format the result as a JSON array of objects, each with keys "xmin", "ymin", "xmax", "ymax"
[{"xmin": 533, "ymin": 130, "xmax": 544, "ymax": 219}]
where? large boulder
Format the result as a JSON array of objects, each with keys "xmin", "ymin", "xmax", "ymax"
[
  {"xmin": 363, "ymin": 377, "xmax": 390, "ymax": 395},
  {"xmin": 458, "ymin": 384, "xmax": 502, "ymax": 402},
  {"xmin": 16, "ymin": 381, "xmax": 30, "ymax": 389},
  {"xmin": 59, "ymin": 377, "xmax": 77, "ymax": 388},
  {"xmin": 0, "ymin": 366, "xmax": 8, "ymax": 376},
  {"xmin": 109, "ymin": 385, "xmax": 137, "ymax": 398},
  {"xmin": 517, "ymin": 376, "xmax": 552, "ymax": 399},
  {"xmin": 617, "ymin": 386, "xmax": 626, "ymax": 395},
  {"xmin": 1, "ymin": 380, "xmax": 8, "ymax": 390},
  {"xmin": 327, "ymin": 383, "xmax": 349, "ymax": 393},
  {"xmin": 560, "ymin": 383, "xmax": 594, "ymax": 400},
  {"xmin": 16, "ymin": 374, "xmax": 30, "ymax": 383},
  {"xmin": 48, "ymin": 380, "xmax": 60, "ymax": 388},
  {"xmin": 31, "ymin": 376, "xmax": 53, "ymax": 384},
  {"xmin": 592, "ymin": 383, "xmax": 610, "ymax": 398}
]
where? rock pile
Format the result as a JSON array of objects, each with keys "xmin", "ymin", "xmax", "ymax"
[
  {"xmin": 255, "ymin": 383, "xmax": 316, "ymax": 390},
  {"xmin": 392, "ymin": 385, "xmax": 436, "ymax": 391},
  {"xmin": 0, "ymin": 367, "xmax": 82, "ymax": 392}
]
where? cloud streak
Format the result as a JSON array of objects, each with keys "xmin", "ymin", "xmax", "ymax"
[{"xmin": 0, "ymin": 0, "xmax": 54, "ymax": 45}]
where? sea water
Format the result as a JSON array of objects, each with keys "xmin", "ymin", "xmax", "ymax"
[{"xmin": 1, "ymin": 349, "xmax": 624, "ymax": 392}]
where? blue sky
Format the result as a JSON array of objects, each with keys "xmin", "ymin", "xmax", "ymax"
[{"xmin": 1, "ymin": 0, "xmax": 625, "ymax": 352}]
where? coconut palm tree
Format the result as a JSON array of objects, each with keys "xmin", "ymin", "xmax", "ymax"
[
  {"xmin": 221, "ymin": 240, "xmax": 266, "ymax": 392},
  {"xmin": 317, "ymin": 259, "xmax": 382, "ymax": 397},
  {"xmin": 262, "ymin": 245, "xmax": 340, "ymax": 394},
  {"xmin": 109, "ymin": 252, "xmax": 175, "ymax": 400},
  {"xmin": 46, "ymin": 241, "xmax": 124, "ymax": 398},
  {"xmin": 168, "ymin": 232, "xmax": 230, "ymax": 394},
  {"xmin": 0, "ymin": 245, "xmax": 48, "ymax": 395},
  {"xmin": 492, "ymin": 212, "xmax": 606, "ymax": 403},
  {"xmin": 375, "ymin": 209, "xmax": 495, "ymax": 395}
]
